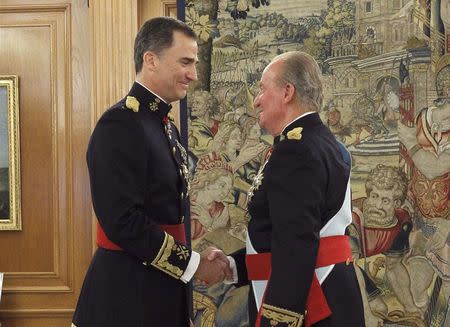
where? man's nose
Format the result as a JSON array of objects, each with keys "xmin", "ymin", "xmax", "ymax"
[
  {"xmin": 253, "ymin": 96, "xmax": 260, "ymax": 109},
  {"xmin": 375, "ymin": 199, "xmax": 383, "ymax": 209},
  {"xmin": 188, "ymin": 66, "xmax": 198, "ymax": 81}
]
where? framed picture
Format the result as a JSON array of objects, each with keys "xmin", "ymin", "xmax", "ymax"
[
  {"xmin": 0, "ymin": 75, "xmax": 21, "ymax": 230},
  {"xmin": 162, "ymin": 1, "xmax": 177, "ymax": 18}
]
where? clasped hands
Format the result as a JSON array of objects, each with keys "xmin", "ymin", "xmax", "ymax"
[{"xmin": 194, "ymin": 247, "xmax": 233, "ymax": 286}]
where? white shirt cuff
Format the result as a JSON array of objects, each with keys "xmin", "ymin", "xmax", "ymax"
[
  {"xmin": 223, "ymin": 255, "xmax": 238, "ymax": 284},
  {"xmin": 180, "ymin": 251, "xmax": 200, "ymax": 283}
]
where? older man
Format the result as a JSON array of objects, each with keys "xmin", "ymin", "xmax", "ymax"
[{"xmin": 228, "ymin": 51, "xmax": 364, "ymax": 326}]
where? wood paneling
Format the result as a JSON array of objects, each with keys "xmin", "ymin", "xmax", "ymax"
[
  {"xmin": 89, "ymin": 0, "xmax": 138, "ymax": 121},
  {"xmin": 0, "ymin": 0, "xmax": 91, "ymax": 325}
]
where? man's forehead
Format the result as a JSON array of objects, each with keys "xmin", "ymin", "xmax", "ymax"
[
  {"xmin": 171, "ymin": 31, "xmax": 197, "ymax": 46},
  {"xmin": 371, "ymin": 185, "xmax": 394, "ymax": 195},
  {"xmin": 260, "ymin": 61, "xmax": 280, "ymax": 82}
]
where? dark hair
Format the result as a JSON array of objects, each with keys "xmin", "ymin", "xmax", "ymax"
[{"xmin": 134, "ymin": 17, "xmax": 197, "ymax": 73}]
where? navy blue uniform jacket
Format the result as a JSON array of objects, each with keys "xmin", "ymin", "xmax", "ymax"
[
  {"xmin": 73, "ymin": 82, "xmax": 192, "ymax": 326},
  {"xmin": 232, "ymin": 113, "xmax": 365, "ymax": 327}
]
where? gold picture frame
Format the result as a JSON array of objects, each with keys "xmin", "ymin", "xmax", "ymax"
[
  {"xmin": 0, "ymin": 75, "xmax": 21, "ymax": 230},
  {"xmin": 162, "ymin": 1, "xmax": 177, "ymax": 18}
]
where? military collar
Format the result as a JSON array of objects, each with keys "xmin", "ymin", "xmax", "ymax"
[
  {"xmin": 125, "ymin": 82, "xmax": 172, "ymax": 119},
  {"xmin": 275, "ymin": 112, "xmax": 322, "ymax": 143}
]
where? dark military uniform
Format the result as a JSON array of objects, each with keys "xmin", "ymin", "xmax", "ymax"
[
  {"xmin": 232, "ymin": 113, "xmax": 365, "ymax": 327},
  {"xmin": 73, "ymin": 82, "xmax": 192, "ymax": 326}
]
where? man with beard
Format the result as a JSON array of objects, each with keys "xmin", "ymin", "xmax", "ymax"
[{"xmin": 350, "ymin": 164, "xmax": 419, "ymax": 316}]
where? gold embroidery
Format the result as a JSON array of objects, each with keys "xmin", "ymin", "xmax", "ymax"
[
  {"xmin": 193, "ymin": 291, "xmax": 217, "ymax": 325},
  {"xmin": 261, "ymin": 304, "xmax": 304, "ymax": 327},
  {"xmin": 287, "ymin": 127, "xmax": 303, "ymax": 140},
  {"xmin": 125, "ymin": 96, "xmax": 140, "ymax": 112},
  {"xmin": 175, "ymin": 244, "xmax": 190, "ymax": 260},
  {"xmin": 149, "ymin": 101, "xmax": 158, "ymax": 112},
  {"xmin": 151, "ymin": 233, "xmax": 184, "ymax": 278}
]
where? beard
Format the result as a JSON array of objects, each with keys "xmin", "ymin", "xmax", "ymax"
[
  {"xmin": 362, "ymin": 203, "xmax": 395, "ymax": 227},
  {"xmin": 364, "ymin": 207, "xmax": 386, "ymax": 220}
]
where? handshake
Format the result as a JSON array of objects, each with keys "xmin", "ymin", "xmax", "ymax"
[{"xmin": 193, "ymin": 247, "xmax": 233, "ymax": 286}]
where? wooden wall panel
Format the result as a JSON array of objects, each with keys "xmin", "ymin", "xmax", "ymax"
[
  {"xmin": 0, "ymin": 25, "xmax": 54, "ymax": 273},
  {"xmin": 89, "ymin": 0, "xmax": 138, "ymax": 121},
  {"xmin": 0, "ymin": 1, "xmax": 91, "ymax": 326},
  {"xmin": 2, "ymin": 315, "xmax": 72, "ymax": 327},
  {"xmin": 0, "ymin": 2, "xmax": 71, "ymax": 290}
]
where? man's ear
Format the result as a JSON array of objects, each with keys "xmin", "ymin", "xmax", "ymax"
[
  {"xmin": 283, "ymin": 83, "xmax": 296, "ymax": 104},
  {"xmin": 143, "ymin": 51, "xmax": 158, "ymax": 71}
]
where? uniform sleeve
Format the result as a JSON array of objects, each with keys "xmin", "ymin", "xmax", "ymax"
[
  {"xmin": 87, "ymin": 109, "xmax": 192, "ymax": 280},
  {"xmin": 259, "ymin": 141, "xmax": 324, "ymax": 326},
  {"xmin": 230, "ymin": 247, "xmax": 249, "ymax": 287}
]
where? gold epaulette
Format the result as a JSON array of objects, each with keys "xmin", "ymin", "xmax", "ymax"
[
  {"xmin": 125, "ymin": 96, "xmax": 140, "ymax": 112},
  {"xmin": 286, "ymin": 127, "xmax": 303, "ymax": 140}
]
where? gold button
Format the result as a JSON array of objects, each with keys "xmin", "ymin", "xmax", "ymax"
[
  {"xmin": 172, "ymin": 147, "xmax": 176, "ymax": 154},
  {"xmin": 143, "ymin": 261, "xmax": 148, "ymax": 266},
  {"xmin": 180, "ymin": 215, "xmax": 184, "ymax": 222},
  {"xmin": 181, "ymin": 192, "xmax": 184, "ymax": 199}
]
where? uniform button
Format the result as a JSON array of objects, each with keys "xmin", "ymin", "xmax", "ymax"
[
  {"xmin": 143, "ymin": 261, "xmax": 148, "ymax": 266},
  {"xmin": 181, "ymin": 192, "xmax": 184, "ymax": 199},
  {"xmin": 179, "ymin": 168, "xmax": 183, "ymax": 175},
  {"xmin": 172, "ymin": 147, "xmax": 176, "ymax": 155},
  {"xmin": 181, "ymin": 215, "xmax": 185, "ymax": 222}
]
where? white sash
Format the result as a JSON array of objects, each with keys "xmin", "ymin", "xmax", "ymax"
[{"xmin": 246, "ymin": 180, "xmax": 352, "ymax": 309}]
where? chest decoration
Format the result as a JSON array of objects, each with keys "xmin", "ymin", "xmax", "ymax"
[
  {"xmin": 163, "ymin": 117, "xmax": 191, "ymax": 194},
  {"xmin": 176, "ymin": 139, "xmax": 191, "ymax": 193},
  {"xmin": 247, "ymin": 157, "xmax": 270, "ymax": 202}
]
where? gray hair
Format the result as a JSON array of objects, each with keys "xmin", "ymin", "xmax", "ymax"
[
  {"xmin": 134, "ymin": 17, "xmax": 196, "ymax": 73},
  {"xmin": 272, "ymin": 51, "xmax": 323, "ymax": 111}
]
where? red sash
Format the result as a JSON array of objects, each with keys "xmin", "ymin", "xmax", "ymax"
[
  {"xmin": 246, "ymin": 235, "xmax": 352, "ymax": 327},
  {"xmin": 96, "ymin": 222, "xmax": 187, "ymax": 250}
]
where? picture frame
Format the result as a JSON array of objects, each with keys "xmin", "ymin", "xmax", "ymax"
[
  {"xmin": 0, "ymin": 75, "xmax": 21, "ymax": 231},
  {"xmin": 162, "ymin": 1, "xmax": 177, "ymax": 18}
]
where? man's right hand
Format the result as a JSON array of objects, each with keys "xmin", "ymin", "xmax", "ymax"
[{"xmin": 194, "ymin": 247, "xmax": 232, "ymax": 286}]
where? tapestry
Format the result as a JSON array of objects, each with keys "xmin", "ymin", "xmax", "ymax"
[{"xmin": 184, "ymin": 1, "xmax": 450, "ymax": 326}]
